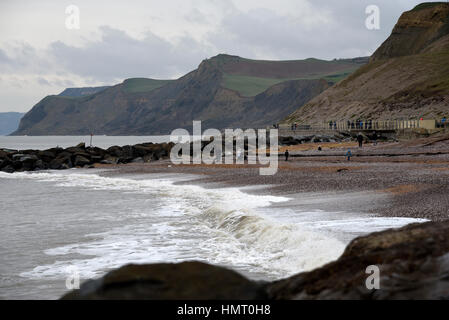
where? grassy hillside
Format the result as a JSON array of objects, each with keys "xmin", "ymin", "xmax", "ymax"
[
  {"xmin": 218, "ymin": 55, "xmax": 366, "ymax": 96},
  {"xmin": 222, "ymin": 74, "xmax": 296, "ymax": 97},
  {"xmin": 222, "ymin": 70, "xmax": 356, "ymax": 97}
]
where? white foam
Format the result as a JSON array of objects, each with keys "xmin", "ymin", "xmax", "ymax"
[{"xmin": 11, "ymin": 170, "xmax": 426, "ymax": 282}]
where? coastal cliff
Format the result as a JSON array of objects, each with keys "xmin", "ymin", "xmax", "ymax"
[
  {"xmin": 12, "ymin": 55, "xmax": 366, "ymax": 136},
  {"xmin": 286, "ymin": 2, "xmax": 449, "ymax": 124}
]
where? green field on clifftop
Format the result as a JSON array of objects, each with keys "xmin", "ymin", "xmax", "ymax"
[{"xmin": 222, "ymin": 69, "xmax": 357, "ymax": 97}]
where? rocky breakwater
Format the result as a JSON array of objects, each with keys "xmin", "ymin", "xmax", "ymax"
[
  {"xmin": 0, "ymin": 142, "xmax": 174, "ymax": 173},
  {"xmin": 63, "ymin": 220, "xmax": 449, "ymax": 299}
]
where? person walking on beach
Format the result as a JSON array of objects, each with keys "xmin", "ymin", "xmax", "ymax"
[
  {"xmin": 285, "ymin": 149, "xmax": 289, "ymax": 161},
  {"xmin": 357, "ymin": 133, "xmax": 363, "ymax": 148},
  {"xmin": 345, "ymin": 149, "xmax": 352, "ymax": 161},
  {"xmin": 372, "ymin": 131, "xmax": 378, "ymax": 146}
]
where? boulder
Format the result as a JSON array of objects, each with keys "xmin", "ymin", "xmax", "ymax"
[
  {"xmin": 267, "ymin": 220, "xmax": 449, "ymax": 300},
  {"xmin": 131, "ymin": 157, "xmax": 144, "ymax": 163},
  {"xmin": 1, "ymin": 165, "xmax": 14, "ymax": 173},
  {"xmin": 61, "ymin": 163, "xmax": 72, "ymax": 170},
  {"xmin": 19, "ymin": 149, "xmax": 39, "ymax": 155},
  {"xmin": 56, "ymin": 151, "xmax": 73, "ymax": 160},
  {"xmin": 34, "ymin": 159, "xmax": 47, "ymax": 170},
  {"xmin": 62, "ymin": 261, "xmax": 267, "ymax": 300},
  {"xmin": 74, "ymin": 155, "xmax": 90, "ymax": 167},
  {"xmin": 65, "ymin": 147, "xmax": 86, "ymax": 154},
  {"xmin": 106, "ymin": 146, "xmax": 124, "ymax": 157},
  {"xmin": 122, "ymin": 145, "xmax": 135, "ymax": 158},
  {"xmin": 18, "ymin": 154, "xmax": 38, "ymax": 162},
  {"xmin": 50, "ymin": 156, "xmax": 72, "ymax": 170},
  {"xmin": 72, "ymin": 152, "xmax": 91, "ymax": 160},
  {"xmin": 19, "ymin": 155, "xmax": 39, "ymax": 171},
  {"xmin": 100, "ymin": 159, "xmax": 115, "ymax": 165},
  {"xmin": 37, "ymin": 150, "xmax": 56, "ymax": 162},
  {"xmin": 12, "ymin": 154, "xmax": 26, "ymax": 161},
  {"xmin": 45, "ymin": 147, "xmax": 64, "ymax": 156},
  {"xmin": 86, "ymin": 147, "xmax": 107, "ymax": 158},
  {"xmin": 11, "ymin": 161, "xmax": 22, "ymax": 170},
  {"xmin": 102, "ymin": 155, "xmax": 118, "ymax": 164},
  {"xmin": 0, "ymin": 150, "xmax": 11, "ymax": 160},
  {"xmin": 133, "ymin": 145, "xmax": 156, "ymax": 157},
  {"xmin": 142, "ymin": 154, "xmax": 153, "ymax": 163},
  {"xmin": 0, "ymin": 158, "xmax": 12, "ymax": 169},
  {"xmin": 90, "ymin": 155, "xmax": 103, "ymax": 163}
]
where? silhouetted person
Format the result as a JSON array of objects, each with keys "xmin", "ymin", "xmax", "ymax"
[
  {"xmin": 372, "ymin": 131, "xmax": 378, "ymax": 146},
  {"xmin": 285, "ymin": 149, "xmax": 289, "ymax": 161},
  {"xmin": 346, "ymin": 149, "xmax": 352, "ymax": 161},
  {"xmin": 357, "ymin": 133, "xmax": 363, "ymax": 148}
]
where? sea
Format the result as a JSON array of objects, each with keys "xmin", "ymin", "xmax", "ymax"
[{"xmin": 0, "ymin": 136, "xmax": 426, "ymax": 299}]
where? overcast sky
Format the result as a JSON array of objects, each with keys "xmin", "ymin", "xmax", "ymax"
[{"xmin": 0, "ymin": 0, "xmax": 424, "ymax": 113}]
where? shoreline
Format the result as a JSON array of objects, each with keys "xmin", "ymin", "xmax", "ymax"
[{"xmin": 99, "ymin": 135, "xmax": 449, "ymax": 222}]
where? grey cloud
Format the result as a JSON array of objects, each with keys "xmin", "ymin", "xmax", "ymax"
[
  {"xmin": 205, "ymin": 0, "xmax": 424, "ymax": 60},
  {"xmin": 0, "ymin": 0, "xmax": 428, "ymax": 113},
  {"xmin": 48, "ymin": 26, "xmax": 212, "ymax": 81},
  {"xmin": 37, "ymin": 77, "xmax": 51, "ymax": 86},
  {"xmin": 0, "ymin": 42, "xmax": 53, "ymax": 74},
  {"xmin": 0, "ymin": 48, "xmax": 11, "ymax": 64}
]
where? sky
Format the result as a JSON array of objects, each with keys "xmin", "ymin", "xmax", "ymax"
[{"xmin": 0, "ymin": 0, "xmax": 425, "ymax": 113}]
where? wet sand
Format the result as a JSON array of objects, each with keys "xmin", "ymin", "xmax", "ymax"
[{"xmin": 100, "ymin": 134, "xmax": 449, "ymax": 221}]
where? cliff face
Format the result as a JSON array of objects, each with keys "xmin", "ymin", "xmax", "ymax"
[
  {"xmin": 58, "ymin": 86, "xmax": 110, "ymax": 98},
  {"xmin": 286, "ymin": 3, "xmax": 449, "ymax": 124},
  {"xmin": 372, "ymin": 3, "xmax": 449, "ymax": 60},
  {"xmin": 12, "ymin": 55, "xmax": 364, "ymax": 135}
]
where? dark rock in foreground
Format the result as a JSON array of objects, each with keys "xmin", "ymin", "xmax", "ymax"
[
  {"xmin": 62, "ymin": 220, "xmax": 449, "ymax": 300},
  {"xmin": 0, "ymin": 142, "xmax": 174, "ymax": 173},
  {"xmin": 61, "ymin": 261, "xmax": 267, "ymax": 300},
  {"xmin": 267, "ymin": 220, "xmax": 449, "ymax": 299}
]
